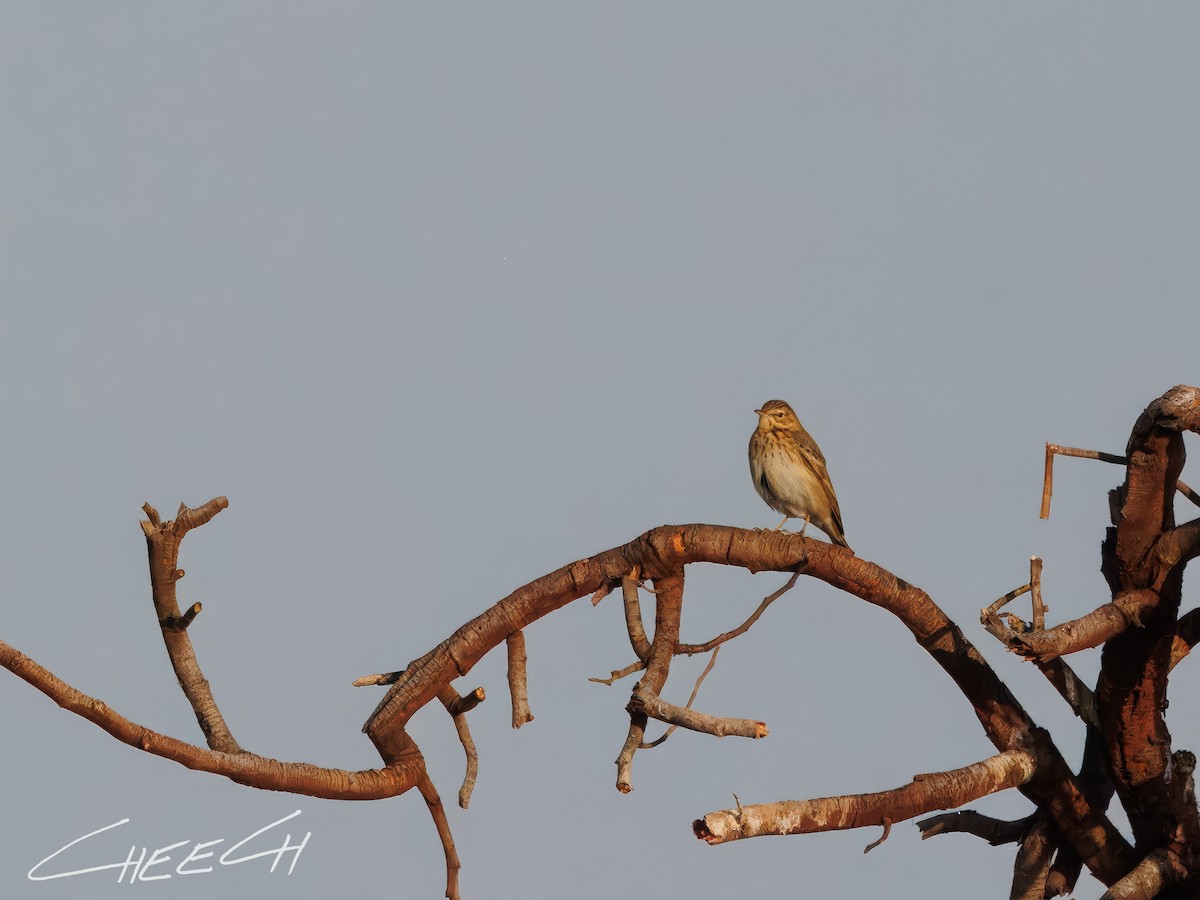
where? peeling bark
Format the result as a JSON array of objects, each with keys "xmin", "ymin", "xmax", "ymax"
[
  {"xmin": 694, "ymin": 751, "xmax": 1037, "ymax": 843},
  {"xmin": 4, "ymin": 385, "xmax": 1200, "ymax": 898}
]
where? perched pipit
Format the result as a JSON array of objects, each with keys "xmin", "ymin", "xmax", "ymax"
[{"xmin": 748, "ymin": 400, "xmax": 850, "ymax": 549}]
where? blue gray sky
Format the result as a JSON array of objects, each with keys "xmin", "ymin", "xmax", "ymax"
[{"xmin": 2, "ymin": 5, "xmax": 1198, "ymax": 899}]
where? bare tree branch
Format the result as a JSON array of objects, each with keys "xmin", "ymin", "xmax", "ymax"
[
  {"xmin": 589, "ymin": 659, "xmax": 645, "ymax": 686},
  {"xmin": 1041, "ymin": 444, "xmax": 1128, "ymax": 519},
  {"xmin": 621, "ymin": 567, "xmax": 651, "ymax": 661},
  {"xmin": 694, "ymin": 750, "xmax": 1038, "ymax": 845},
  {"xmin": 1160, "ymin": 517, "xmax": 1200, "ymax": 569},
  {"xmin": 630, "ymin": 678, "xmax": 766, "ymax": 742},
  {"xmin": 358, "ymin": 522, "xmax": 1134, "ymax": 881},
  {"xmin": 1010, "ymin": 815, "xmax": 1055, "ymax": 900},
  {"xmin": 640, "ymin": 647, "xmax": 721, "ymax": 749},
  {"xmin": 983, "ymin": 589, "xmax": 1161, "ymax": 663},
  {"xmin": 0, "ymin": 638, "xmax": 422, "ymax": 799},
  {"xmin": 1030, "ymin": 557, "xmax": 1047, "ymax": 632},
  {"xmin": 416, "ymin": 771, "xmax": 461, "ymax": 900},
  {"xmin": 981, "ymin": 560, "xmax": 1099, "ymax": 725},
  {"xmin": 1099, "ymin": 849, "xmax": 1189, "ymax": 900},
  {"xmin": 141, "ymin": 497, "xmax": 242, "ymax": 754},
  {"xmin": 616, "ymin": 574, "xmax": 683, "ymax": 793},
  {"xmin": 677, "ymin": 569, "xmax": 799, "ymax": 655},
  {"xmin": 1098, "ymin": 385, "xmax": 1200, "ymax": 849},
  {"xmin": 1040, "ymin": 442, "xmax": 1199, "ymax": 520},
  {"xmin": 438, "ymin": 686, "xmax": 485, "ymax": 808},
  {"xmin": 917, "ymin": 810, "xmax": 1033, "ymax": 846},
  {"xmin": 506, "ymin": 630, "xmax": 534, "ymax": 729},
  {"xmin": 1171, "ymin": 609, "xmax": 1200, "ymax": 672}
]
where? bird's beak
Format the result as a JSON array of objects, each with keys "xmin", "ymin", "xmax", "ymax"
[{"xmin": 754, "ymin": 408, "xmax": 767, "ymax": 416}]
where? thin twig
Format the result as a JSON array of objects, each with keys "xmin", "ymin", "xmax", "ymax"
[
  {"xmin": 985, "ymin": 583, "xmax": 1032, "ymax": 616},
  {"xmin": 863, "ymin": 817, "xmax": 891, "ymax": 854},
  {"xmin": 1041, "ymin": 444, "xmax": 1127, "ymax": 519},
  {"xmin": 679, "ymin": 570, "xmax": 800, "ymax": 655},
  {"xmin": 1040, "ymin": 443, "xmax": 1198, "ymax": 518},
  {"xmin": 1179, "ymin": 479, "xmax": 1200, "ymax": 509},
  {"xmin": 589, "ymin": 660, "xmax": 646, "ymax": 685},
  {"xmin": 352, "ymin": 670, "xmax": 404, "ymax": 687},
  {"xmin": 590, "ymin": 581, "xmax": 614, "ymax": 606}
]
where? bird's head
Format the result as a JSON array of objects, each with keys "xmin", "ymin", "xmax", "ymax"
[{"xmin": 754, "ymin": 399, "xmax": 802, "ymax": 433}]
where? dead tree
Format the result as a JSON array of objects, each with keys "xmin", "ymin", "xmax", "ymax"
[{"xmin": 3, "ymin": 384, "xmax": 1199, "ymax": 899}]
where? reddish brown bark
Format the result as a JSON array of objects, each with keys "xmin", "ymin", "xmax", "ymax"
[
  {"xmin": 0, "ymin": 638, "xmax": 422, "ymax": 799},
  {"xmin": 4, "ymin": 385, "xmax": 1199, "ymax": 899},
  {"xmin": 358, "ymin": 523, "xmax": 1134, "ymax": 882},
  {"xmin": 141, "ymin": 498, "xmax": 243, "ymax": 754},
  {"xmin": 1099, "ymin": 387, "xmax": 1200, "ymax": 851}
]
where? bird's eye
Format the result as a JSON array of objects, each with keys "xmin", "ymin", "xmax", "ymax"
[{"xmin": 774, "ymin": 412, "xmax": 784, "ymax": 418}]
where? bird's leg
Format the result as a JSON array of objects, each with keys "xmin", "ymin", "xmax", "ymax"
[
  {"xmin": 775, "ymin": 515, "xmax": 789, "ymax": 531},
  {"xmin": 799, "ymin": 515, "xmax": 811, "ymax": 537}
]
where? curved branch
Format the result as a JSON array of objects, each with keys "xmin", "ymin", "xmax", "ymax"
[
  {"xmin": 0, "ymin": 638, "xmax": 421, "ymax": 800},
  {"xmin": 1099, "ymin": 849, "xmax": 1189, "ymax": 900},
  {"xmin": 621, "ymin": 569, "xmax": 651, "ymax": 661},
  {"xmin": 360, "ymin": 524, "xmax": 1134, "ymax": 882},
  {"xmin": 694, "ymin": 750, "xmax": 1037, "ymax": 845},
  {"xmin": 438, "ymin": 686, "xmax": 484, "ymax": 808},
  {"xmin": 678, "ymin": 569, "xmax": 799, "ymax": 655},
  {"xmin": 1160, "ymin": 517, "xmax": 1200, "ymax": 569}
]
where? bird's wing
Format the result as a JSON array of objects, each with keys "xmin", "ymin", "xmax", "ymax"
[
  {"xmin": 795, "ymin": 427, "xmax": 844, "ymax": 523},
  {"xmin": 748, "ymin": 439, "xmax": 770, "ymax": 498}
]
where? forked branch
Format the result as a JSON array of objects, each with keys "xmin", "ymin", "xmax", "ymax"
[
  {"xmin": 0, "ymin": 638, "xmax": 422, "ymax": 799},
  {"xmin": 141, "ymin": 497, "xmax": 242, "ymax": 754}
]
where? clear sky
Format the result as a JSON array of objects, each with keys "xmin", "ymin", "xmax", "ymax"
[{"xmin": 2, "ymin": 5, "xmax": 1198, "ymax": 899}]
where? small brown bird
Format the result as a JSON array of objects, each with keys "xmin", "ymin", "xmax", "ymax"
[{"xmin": 748, "ymin": 400, "xmax": 850, "ymax": 548}]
